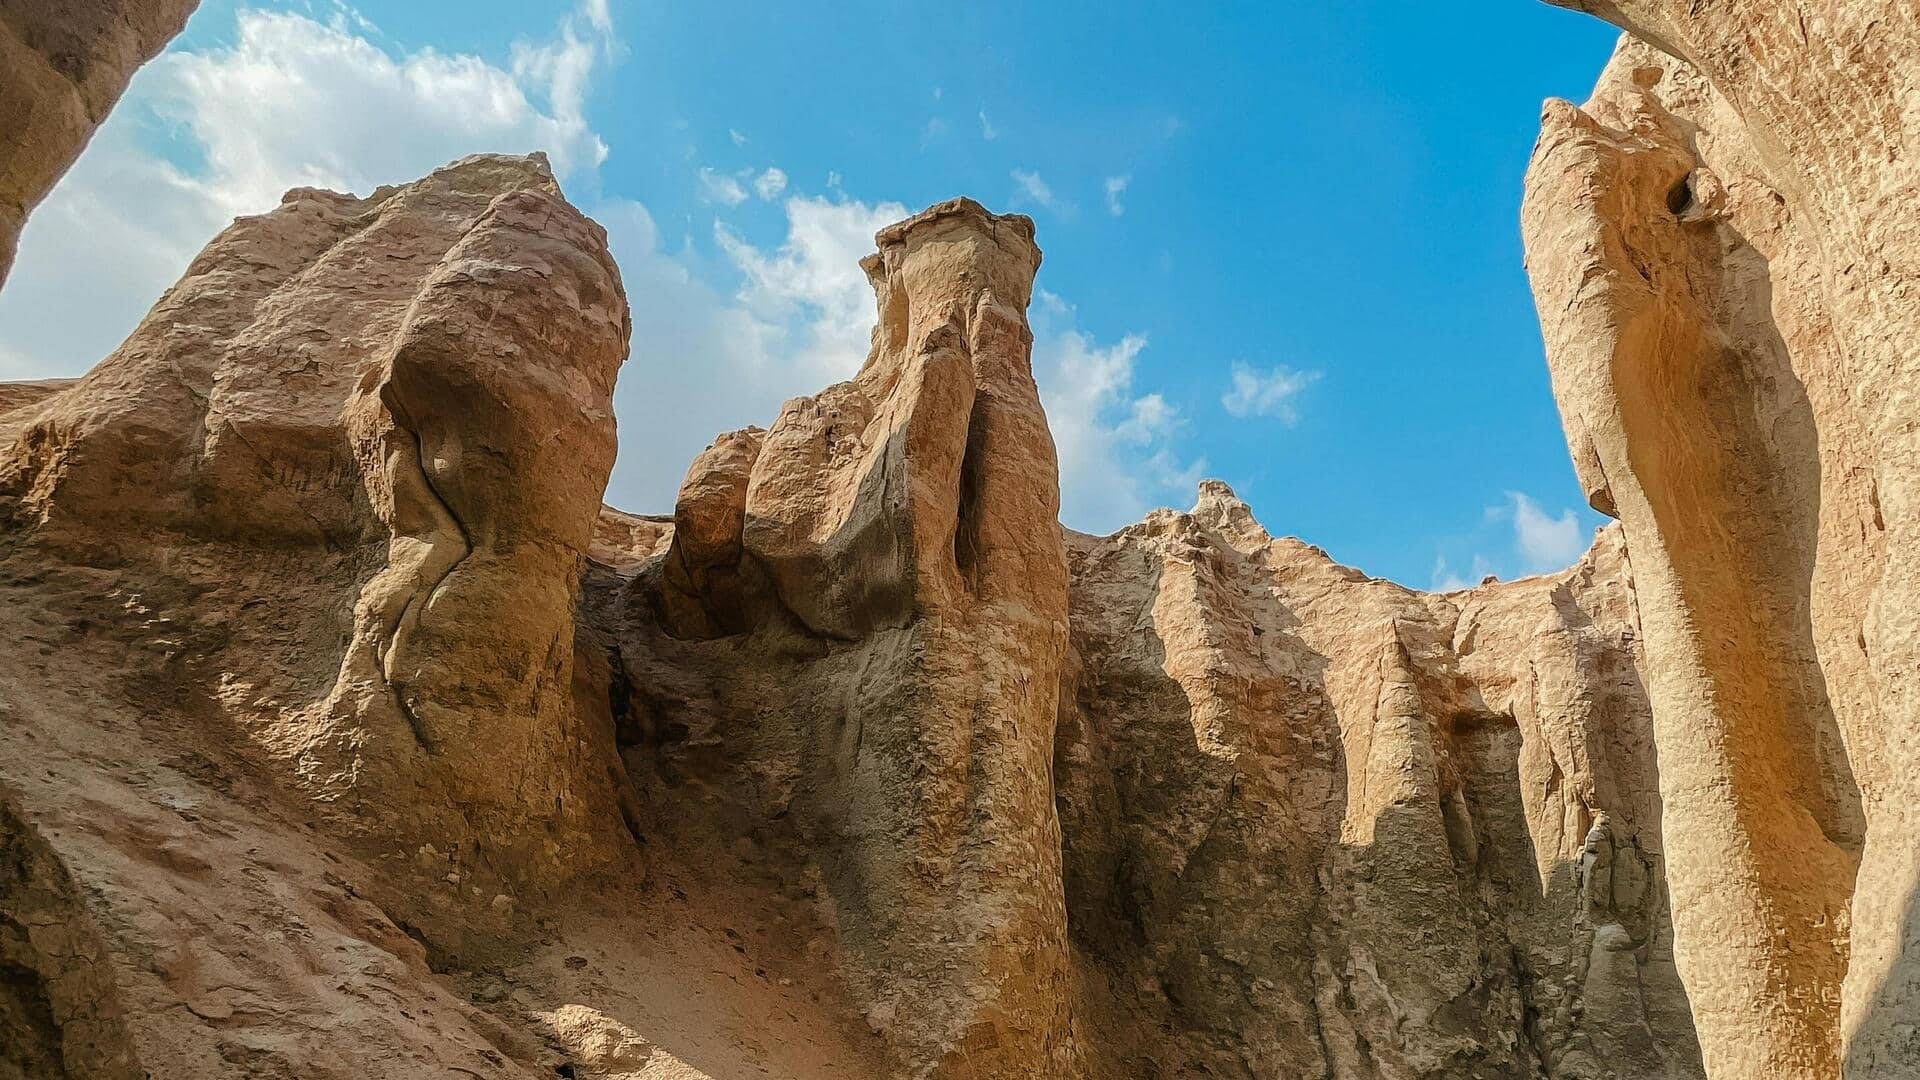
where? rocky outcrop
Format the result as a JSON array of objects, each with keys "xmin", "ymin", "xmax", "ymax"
[
  {"xmin": 2, "ymin": 163, "xmax": 1710, "ymax": 1075},
  {"xmin": 1524, "ymin": 5, "xmax": 1920, "ymax": 1075},
  {"xmin": 1056, "ymin": 484, "xmax": 1699, "ymax": 1078},
  {"xmin": 1, "ymin": 153, "xmax": 634, "ymax": 887},
  {"xmin": 0, "ymin": 0, "xmax": 199, "ymax": 289},
  {"xmin": 0, "ymin": 155, "xmax": 770, "ymax": 1078},
  {"xmin": 587, "ymin": 202, "xmax": 1703, "ymax": 1076},
  {"xmin": 24, "ymin": 0, "xmax": 1920, "ymax": 1070},
  {"xmin": 598, "ymin": 198, "xmax": 1075, "ymax": 1076}
]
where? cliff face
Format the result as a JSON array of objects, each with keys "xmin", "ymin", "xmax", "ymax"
[
  {"xmin": 1056, "ymin": 490, "xmax": 1698, "ymax": 1078},
  {"xmin": 7, "ymin": 2, "xmax": 1918, "ymax": 1077},
  {"xmin": 596, "ymin": 198, "xmax": 1075, "ymax": 1076},
  {"xmin": 1523, "ymin": 4, "xmax": 1920, "ymax": 1075},
  {"xmin": 587, "ymin": 204, "xmax": 1700, "ymax": 1076},
  {"xmin": 0, "ymin": 168, "xmax": 1704, "ymax": 1076}
]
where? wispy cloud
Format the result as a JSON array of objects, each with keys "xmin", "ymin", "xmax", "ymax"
[
  {"xmin": 714, "ymin": 194, "xmax": 910, "ymax": 385},
  {"xmin": 1010, "ymin": 167, "xmax": 1055, "ymax": 209},
  {"xmin": 979, "ymin": 109, "xmax": 998, "ymax": 141},
  {"xmin": 729, "ymin": 128, "xmax": 749, "ymax": 147},
  {"xmin": 753, "ymin": 167, "xmax": 787, "ymax": 200},
  {"xmin": 698, "ymin": 166, "xmax": 749, "ymax": 205},
  {"xmin": 1104, "ymin": 174, "xmax": 1130, "ymax": 216},
  {"xmin": 1221, "ymin": 361, "xmax": 1319, "ymax": 422},
  {"xmin": 1028, "ymin": 295, "xmax": 1205, "ymax": 530},
  {"xmin": 1507, "ymin": 492, "xmax": 1587, "ymax": 570},
  {"xmin": 0, "ymin": 1, "xmax": 618, "ymax": 376},
  {"xmin": 1431, "ymin": 553, "xmax": 1497, "ymax": 592}
]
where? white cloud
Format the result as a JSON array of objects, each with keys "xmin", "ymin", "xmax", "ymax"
[
  {"xmin": 1431, "ymin": 553, "xmax": 1497, "ymax": 592},
  {"xmin": 979, "ymin": 109, "xmax": 998, "ymax": 141},
  {"xmin": 698, "ymin": 167, "xmax": 749, "ymax": 205},
  {"xmin": 1010, "ymin": 168, "xmax": 1055, "ymax": 210},
  {"xmin": 1104, "ymin": 174, "xmax": 1130, "ymax": 216},
  {"xmin": 729, "ymin": 128, "xmax": 749, "ymax": 147},
  {"xmin": 581, "ymin": 0, "xmax": 613, "ymax": 34},
  {"xmin": 1508, "ymin": 492, "xmax": 1587, "ymax": 570},
  {"xmin": 753, "ymin": 167, "xmax": 788, "ymax": 200},
  {"xmin": 1221, "ymin": 361, "xmax": 1319, "ymax": 422},
  {"xmin": 606, "ymin": 189, "xmax": 1193, "ymax": 520},
  {"xmin": 1030, "ymin": 304, "xmax": 1205, "ymax": 532},
  {"xmin": 714, "ymin": 194, "xmax": 908, "ymax": 385},
  {"xmin": 0, "ymin": 3, "xmax": 616, "ymax": 376}
]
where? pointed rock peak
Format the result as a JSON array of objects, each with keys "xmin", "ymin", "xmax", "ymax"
[{"xmin": 1190, "ymin": 479, "xmax": 1272, "ymax": 548}]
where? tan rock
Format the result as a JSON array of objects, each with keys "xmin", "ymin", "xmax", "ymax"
[
  {"xmin": 608, "ymin": 197, "xmax": 1074, "ymax": 1076},
  {"xmin": 0, "ymin": 0, "xmax": 199, "ymax": 289},
  {"xmin": 1057, "ymin": 482, "xmax": 1700, "ymax": 1078},
  {"xmin": 1, "ymin": 152, "xmax": 637, "ymax": 910},
  {"xmin": 1524, "ymin": 5, "xmax": 1920, "ymax": 1076}
]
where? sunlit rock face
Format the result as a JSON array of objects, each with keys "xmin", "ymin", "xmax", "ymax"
[
  {"xmin": 1525, "ymin": 3, "xmax": 1920, "ymax": 1076},
  {"xmin": 0, "ymin": 0, "xmax": 200, "ymax": 288},
  {"xmin": 598, "ymin": 198, "xmax": 1080, "ymax": 1077},
  {"xmin": 0, "ymin": 169, "xmax": 1704, "ymax": 1080},
  {"xmin": 593, "ymin": 196, "xmax": 1704, "ymax": 1076},
  {"xmin": 0, "ymin": 154, "xmax": 657, "ymax": 1078},
  {"xmin": 26, "ymin": 0, "xmax": 1920, "ymax": 1074}
]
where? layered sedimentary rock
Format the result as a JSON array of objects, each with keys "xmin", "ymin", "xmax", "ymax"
[
  {"xmin": 0, "ymin": 0, "xmax": 200, "ymax": 288},
  {"xmin": 1524, "ymin": 5, "xmax": 1920, "ymax": 1074}
]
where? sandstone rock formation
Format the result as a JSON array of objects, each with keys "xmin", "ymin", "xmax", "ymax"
[
  {"xmin": 596, "ymin": 198, "xmax": 1077, "ymax": 1075},
  {"xmin": 0, "ymin": 168, "xmax": 1707, "ymax": 1080},
  {"xmin": 14, "ymin": 1, "xmax": 1920, "ymax": 1075},
  {"xmin": 0, "ymin": 155, "xmax": 890, "ymax": 1079},
  {"xmin": 0, "ymin": 0, "xmax": 200, "ymax": 287},
  {"xmin": 588, "ymin": 207, "xmax": 1703, "ymax": 1076},
  {"xmin": 1524, "ymin": 5, "xmax": 1920, "ymax": 1075},
  {"xmin": 1, "ymin": 152, "xmax": 635, "ymax": 889},
  {"xmin": 1056, "ymin": 487, "xmax": 1699, "ymax": 1078}
]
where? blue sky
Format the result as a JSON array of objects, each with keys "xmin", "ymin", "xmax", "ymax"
[{"xmin": 0, "ymin": 0, "xmax": 1623, "ymax": 588}]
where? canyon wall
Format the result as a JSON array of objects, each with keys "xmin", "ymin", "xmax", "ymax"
[
  {"xmin": 8, "ymin": 1, "xmax": 1920, "ymax": 1076},
  {"xmin": 1524, "ymin": 4, "xmax": 1920, "ymax": 1075},
  {"xmin": 589, "ymin": 203, "xmax": 1702, "ymax": 1076},
  {"xmin": 0, "ymin": 171, "xmax": 1706, "ymax": 1075}
]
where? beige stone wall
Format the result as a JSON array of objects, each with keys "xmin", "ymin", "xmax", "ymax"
[{"xmin": 1526, "ymin": 4, "xmax": 1920, "ymax": 1075}]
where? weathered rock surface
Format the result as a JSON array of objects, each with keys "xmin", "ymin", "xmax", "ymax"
[
  {"xmin": 1, "ymin": 170, "xmax": 1708, "ymax": 1077},
  {"xmin": 1056, "ymin": 485, "xmax": 1699, "ymax": 1078},
  {"xmin": 22, "ymin": 0, "xmax": 1920, "ymax": 1073},
  {"xmin": 589, "ymin": 207, "xmax": 1702, "ymax": 1076},
  {"xmin": 1, "ymin": 152, "xmax": 634, "ymax": 883},
  {"xmin": 0, "ymin": 155, "xmax": 885, "ymax": 1079},
  {"xmin": 0, "ymin": 0, "xmax": 199, "ymax": 288},
  {"xmin": 1524, "ymin": 5, "xmax": 1920, "ymax": 1075},
  {"xmin": 597, "ymin": 198, "xmax": 1076, "ymax": 1076}
]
